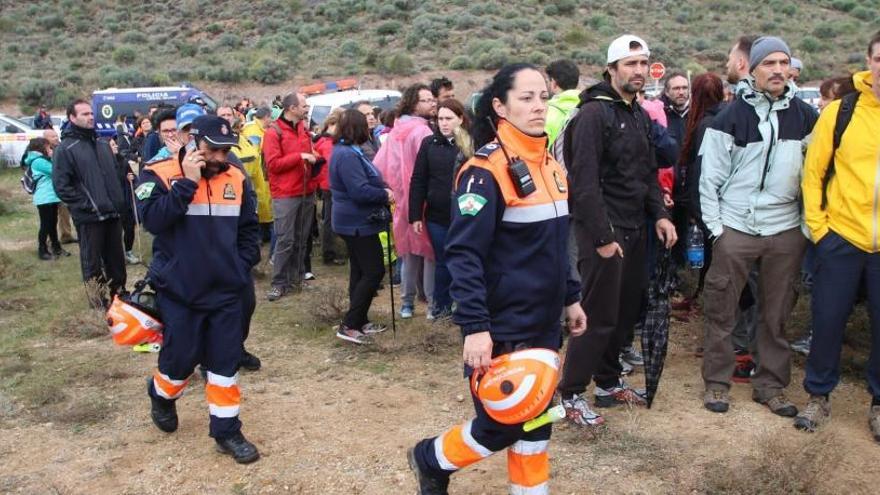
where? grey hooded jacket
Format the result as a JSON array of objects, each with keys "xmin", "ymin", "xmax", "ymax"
[{"xmin": 699, "ymin": 78, "xmax": 818, "ymax": 237}]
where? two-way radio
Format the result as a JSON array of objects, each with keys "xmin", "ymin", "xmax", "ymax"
[{"xmin": 487, "ymin": 118, "xmax": 536, "ymax": 198}]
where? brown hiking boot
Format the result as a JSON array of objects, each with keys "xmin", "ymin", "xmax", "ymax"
[
  {"xmin": 794, "ymin": 395, "xmax": 830, "ymax": 432},
  {"xmin": 704, "ymin": 388, "xmax": 729, "ymax": 413},
  {"xmin": 754, "ymin": 393, "xmax": 798, "ymax": 417},
  {"xmin": 869, "ymin": 405, "xmax": 880, "ymax": 443}
]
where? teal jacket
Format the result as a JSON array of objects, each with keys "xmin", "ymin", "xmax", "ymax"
[
  {"xmin": 545, "ymin": 89, "xmax": 581, "ymax": 148},
  {"xmin": 24, "ymin": 151, "xmax": 61, "ymax": 206}
]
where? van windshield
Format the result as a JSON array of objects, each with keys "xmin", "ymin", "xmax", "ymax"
[{"xmin": 311, "ymin": 106, "xmax": 332, "ymax": 128}]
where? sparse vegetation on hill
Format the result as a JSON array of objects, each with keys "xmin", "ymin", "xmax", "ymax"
[{"xmin": 1, "ymin": 0, "xmax": 877, "ymax": 112}]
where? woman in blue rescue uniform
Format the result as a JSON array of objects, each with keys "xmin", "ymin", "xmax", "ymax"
[{"xmin": 407, "ymin": 64, "xmax": 587, "ymax": 494}]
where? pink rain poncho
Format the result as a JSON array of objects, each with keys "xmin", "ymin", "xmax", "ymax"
[{"xmin": 373, "ymin": 115, "xmax": 435, "ymax": 261}]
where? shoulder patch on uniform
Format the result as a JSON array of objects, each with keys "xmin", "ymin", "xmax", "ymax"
[
  {"xmin": 474, "ymin": 142, "xmax": 501, "ymax": 159},
  {"xmin": 135, "ymin": 182, "xmax": 156, "ymax": 200},
  {"xmin": 457, "ymin": 193, "xmax": 487, "ymax": 216}
]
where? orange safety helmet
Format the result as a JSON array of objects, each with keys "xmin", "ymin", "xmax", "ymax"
[
  {"xmin": 470, "ymin": 348, "xmax": 560, "ymax": 425},
  {"xmin": 105, "ymin": 282, "xmax": 163, "ymax": 346}
]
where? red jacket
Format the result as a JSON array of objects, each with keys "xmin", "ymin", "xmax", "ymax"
[
  {"xmin": 313, "ymin": 135, "xmax": 333, "ymax": 191},
  {"xmin": 263, "ymin": 117, "xmax": 315, "ymax": 198}
]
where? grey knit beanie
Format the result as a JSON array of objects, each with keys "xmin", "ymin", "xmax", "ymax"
[{"xmin": 749, "ymin": 36, "xmax": 791, "ymax": 72}]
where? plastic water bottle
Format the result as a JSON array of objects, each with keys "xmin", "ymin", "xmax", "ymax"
[{"xmin": 687, "ymin": 224, "xmax": 704, "ymax": 269}]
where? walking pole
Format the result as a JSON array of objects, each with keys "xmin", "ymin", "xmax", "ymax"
[
  {"xmin": 127, "ymin": 173, "xmax": 143, "ymax": 258},
  {"xmin": 386, "ymin": 219, "xmax": 396, "ymax": 338}
]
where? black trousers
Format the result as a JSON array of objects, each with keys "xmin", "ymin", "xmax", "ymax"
[
  {"xmin": 37, "ymin": 203, "xmax": 60, "ymax": 252},
  {"xmin": 340, "ymin": 233, "xmax": 385, "ymax": 329},
  {"xmin": 122, "ymin": 209, "xmax": 136, "ymax": 252},
  {"xmin": 241, "ymin": 278, "xmax": 256, "ymax": 346},
  {"xmin": 76, "ymin": 219, "xmax": 127, "ymax": 307},
  {"xmin": 559, "ymin": 227, "xmax": 647, "ymax": 394}
]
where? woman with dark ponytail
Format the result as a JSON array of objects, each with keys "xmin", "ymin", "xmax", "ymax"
[{"xmin": 407, "ymin": 63, "xmax": 586, "ymax": 494}]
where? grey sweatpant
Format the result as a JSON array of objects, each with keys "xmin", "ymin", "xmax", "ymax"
[{"xmin": 271, "ymin": 195, "xmax": 315, "ymax": 289}]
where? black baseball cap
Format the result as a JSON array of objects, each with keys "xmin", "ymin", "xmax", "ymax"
[{"xmin": 189, "ymin": 115, "xmax": 237, "ymax": 147}]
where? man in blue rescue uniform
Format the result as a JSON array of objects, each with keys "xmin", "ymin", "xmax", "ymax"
[{"xmin": 135, "ymin": 115, "xmax": 262, "ymax": 463}]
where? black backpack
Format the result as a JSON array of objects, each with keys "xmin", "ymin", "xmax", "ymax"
[
  {"xmin": 557, "ymin": 98, "xmax": 652, "ymax": 171},
  {"xmin": 820, "ymin": 91, "xmax": 859, "ymax": 210},
  {"xmin": 20, "ymin": 159, "xmax": 41, "ymax": 195}
]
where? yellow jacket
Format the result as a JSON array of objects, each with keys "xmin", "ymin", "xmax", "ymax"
[
  {"xmin": 241, "ymin": 120, "xmax": 265, "ymax": 148},
  {"xmin": 803, "ymin": 71, "xmax": 880, "ymax": 252},
  {"xmin": 235, "ymin": 133, "xmax": 274, "ymax": 223}
]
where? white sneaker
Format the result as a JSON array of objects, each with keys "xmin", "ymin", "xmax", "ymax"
[
  {"xmin": 561, "ymin": 393, "xmax": 605, "ymax": 426},
  {"xmin": 304, "ymin": 272, "xmax": 316, "ymax": 281},
  {"xmin": 124, "ymin": 251, "xmax": 141, "ymax": 265},
  {"xmin": 400, "ymin": 306, "xmax": 414, "ymax": 319}
]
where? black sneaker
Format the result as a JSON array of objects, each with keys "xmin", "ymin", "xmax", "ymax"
[
  {"xmin": 215, "ymin": 432, "xmax": 260, "ymax": 464},
  {"xmin": 240, "ymin": 350, "xmax": 262, "ymax": 371},
  {"xmin": 147, "ymin": 378, "xmax": 178, "ymax": 433},
  {"xmin": 407, "ymin": 447, "xmax": 449, "ymax": 495}
]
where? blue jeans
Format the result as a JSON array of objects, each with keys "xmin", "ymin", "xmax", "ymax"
[
  {"xmin": 804, "ymin": 231, "xmax": 880, "ymax": 400},
  {"xmin": 427, "ymin": 221, "xmax": 453, "ymax": 313}
]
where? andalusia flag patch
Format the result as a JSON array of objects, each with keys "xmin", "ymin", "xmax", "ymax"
[{"xmin": 458, "ymin": 193, "xmax": 487, "ymax": 216}]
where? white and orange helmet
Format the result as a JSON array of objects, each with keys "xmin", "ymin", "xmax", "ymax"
[
  {"xmin": 470, "ymin": 348, "xmax": 560, "ymax": 425},
  {"xmin": 106, "ymin": 294, "xmax": 163, "ymax": 346}
]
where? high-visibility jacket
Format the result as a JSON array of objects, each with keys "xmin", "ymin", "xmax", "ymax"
[
  {"xmin": 447, "ymin": 119, "xmax": 580, "ymax": 341},
  {"xmin": 136, "ymin": 156, "xmax": 261, "ymax": 310},
  {"xmin": 235, "ymin": 134, "xmax": 273, "ymax": 223},
  {"xmin": 803, "ymin": 70, "xmax": 880, "ymax": 252}
]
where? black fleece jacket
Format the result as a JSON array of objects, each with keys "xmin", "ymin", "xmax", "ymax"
[
  {"xmin": 567, "ymin": 82, "xmax": 668, "ymax": 247},
  {"xmin": 52, "ymin": 124, "xmax": 127, "ymax": 224},
  {"xmin": 408, "ymin": 129, "xmax": 460, "ymax": 227}
]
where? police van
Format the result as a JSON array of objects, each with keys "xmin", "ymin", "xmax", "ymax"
[{"xmin": 92, "ymin": 85, "xmax": 218, "ymax": 137}]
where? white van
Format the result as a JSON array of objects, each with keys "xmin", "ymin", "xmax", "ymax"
[
  {"xmin": 0, "ymin": 114, "xmax": 44, "ymax": 168},
  {"xmin": 307, "ymin": 89, "xmax": 401, "ymax": 128}
]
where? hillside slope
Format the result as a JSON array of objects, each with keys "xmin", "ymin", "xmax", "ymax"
[{"xmin": 0, "ymin": 0, "xmax": 877, "ymax": 111}]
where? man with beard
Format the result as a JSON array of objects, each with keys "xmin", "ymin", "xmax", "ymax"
[
  {"xmin": 558, "ymin": 35, "xmax": 678, "ymax": 427},
  {"xmin": 136, "ymin": 115, "xmax": 261, "ymax": 463},
  {"xmin": 661, "ymin": 71, "xmax": 690, "ymax": 149},
  {"xmin": 699, "ymin": 37, "xmax": 817, "ymax": 416}
]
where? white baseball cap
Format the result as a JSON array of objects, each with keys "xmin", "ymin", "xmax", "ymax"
[{"xmin": 606, "ymin": 35, "xmax": 650, "ymax": 65}]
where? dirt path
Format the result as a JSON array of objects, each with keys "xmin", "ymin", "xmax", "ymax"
[{"xmin": 1, "ymin": 259, "xmax": 879, "ymax": 494}]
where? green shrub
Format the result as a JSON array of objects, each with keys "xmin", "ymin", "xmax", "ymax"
[
  {"xmin": 112, "ymin": 46, "xmax": 137, "ymax": 64},
  {"xmin": 217, "ymin": 33, "xmax": 242, "ymax": 48},
  {"xmin": 563, "ymin": 27, "xmax": 589, "ymax": 45},
  {"xmin": 831, "ymin": 0, "xmax": 856, "ymax": 12},
  {"xmin": 800, "ymin": 36, "xmax": 822, "ymax": 53},
  {"xmin": 339, "ymin": 39, "xmax": 362, "ymax": 58},
  {"xmin": 535, "ymin": 30, "xmax": 555, "ymax": 44},
  {"xmin": 250, "ymin": 56, "xmax": 288, "ymax": 84},
  {"xmin": 386, "ymin": 53, "xmax": 415, "ymax": 75},
  {"xmin": 475, "ymin": 48, "xmax": 510, "ymax": 70},
  {"xmin": 528, "ymin": 50, "xmax": 550, "ymax": 66},
  {"xmin": 206, "ymin": 23, "xmax": 223, "ymax": 35},
  {"xmin": 377, "ymin": 20, "xmax": 402, "ymax": 35},
  {"xmin": 780, "ymin": 3, "xmax": 797, "ymax": 15},
  {"xmin": 543, "ymin": 4, "xmax": 559, "ymax": 15},
  {"xmin": 813, "ymin": 24, "xmax": 840, "ymax": 38},
  {"xmin": 121, "ymin": 30, "xmax": 147, "ymax": 44},
  {"xmin": 588, "ymin": 14, "xmax": 611, "ymax": 29},
  {"xmin": 98, "ymin": 66, "xmax": 151, "ymax": 88},
  {"xmin": 851, "ymin": 6, "xmax": 874, "ymax": 21},
  {"xmin": 553, "ymin": 0, "xmax": 577, "ymax": 14},
  {"xmin": 36, "ymin": 14, "xmax": 65, "ymax": 29},
  {"xmin": 0, "ymin": 82, "xmax": 7, "ymax": 101},
  {"xmin": 176, "ymin": 42, "xmax": 197, "ymax": 57},
  {"xmin": 693, "ymin": 38, "xmax": 710, "ymax": 51},
  {"xmin": 455, "ymin": 14, "xmax": 479, "ymax": 29},
  {"xmin": 448, "ymin": 55, "xmax": 472, "ymax": 70},
  {"xmin": 1, "ymin": 60, "xmax": 15, "ymax": 71},
  {"xmin": 167, "ymin": 68, "xmax": 191, "ymax": 82}
]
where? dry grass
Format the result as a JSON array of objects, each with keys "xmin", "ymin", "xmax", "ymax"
[
  {"xmin": 48, "ymin": 309, "xmax": 108, "ymax": 341},
  {"xmin": 698, "ymin": 429, "xmax": 845, "ymax": 494},
  {"xmin": 311, "ymin": 285, "xmax": 349, "ymax": 326}
]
